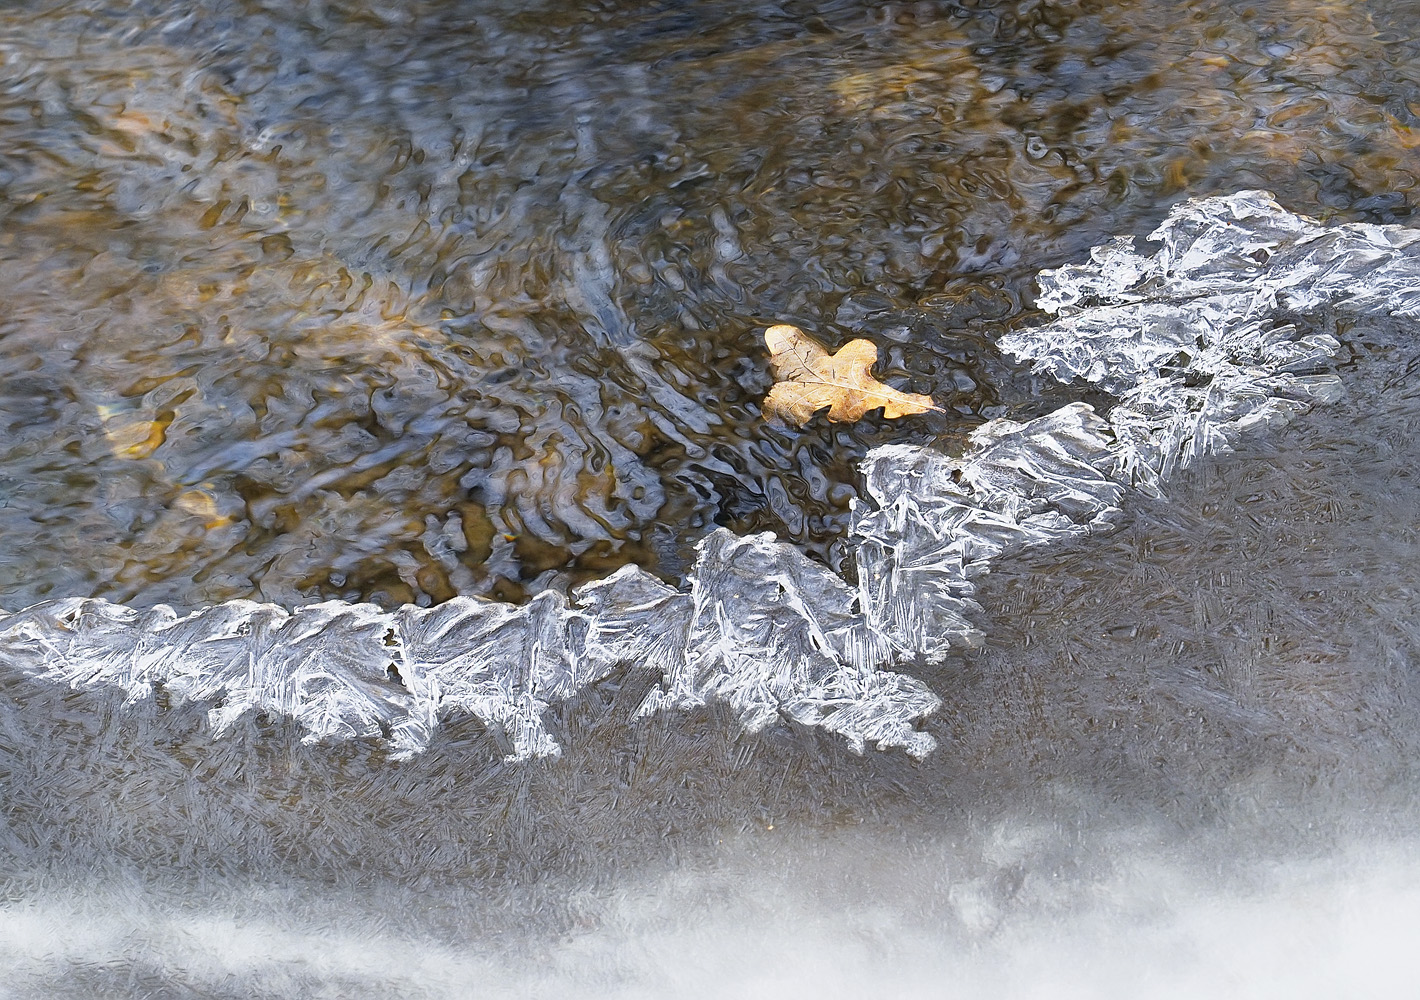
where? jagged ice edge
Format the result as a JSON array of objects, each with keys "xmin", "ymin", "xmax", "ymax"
[
  {"xmin": 858, "ymin": 190, "xmax": 1416, "ymax": 664},
  {"xmin": 0, "ymin": 191, "xmax": 1408, "ymax": 760}
]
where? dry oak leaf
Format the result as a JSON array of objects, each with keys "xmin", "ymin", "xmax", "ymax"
[{"xmin": 762, "ymin": 324, "xmax": 938, "ymax": 425}]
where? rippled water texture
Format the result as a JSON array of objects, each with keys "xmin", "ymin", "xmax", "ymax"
[
  {"xmin": 11, "ymin": 3, "xmax": 1420, "ymax": 995},
  {"xmin": 3, "ymin": 0, "xmax": 1419, "ymax": 609}
]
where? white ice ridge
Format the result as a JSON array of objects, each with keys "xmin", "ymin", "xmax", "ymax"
[
  {"xmin": 0, "ymin": 191, "xmax": 1409, "ymax": 760},
  {"xmin": 0, "ymin": 531, "xmax": 941, "ymax": 762},
  {"xmin": 1001, "ymin": 188, "xmax": 1380, "ymax": 493},
  {"xmin": 853, "ymin": 189, "xmax": 1402, "ymax": 664}
]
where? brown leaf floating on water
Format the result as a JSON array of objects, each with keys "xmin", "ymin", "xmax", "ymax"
[{"xmin": 762, "ymin": 324, "xmax": 938, "ymax": 425}]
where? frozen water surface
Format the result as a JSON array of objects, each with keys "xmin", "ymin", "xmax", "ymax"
[
  {"xmin": 8, "ymin": 191, "xmax": 1420, "ymax": 994},
  {"xmin": 0, "ymin": 191, "xmax": 1403, "ymax": 763},
  {"xmin": 8, "ymin": 0, "xmax": 1420, "ymax": 991}
]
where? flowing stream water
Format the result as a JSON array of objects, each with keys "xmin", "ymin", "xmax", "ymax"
[{"xmin": 5, "ymin": 1, "xmax": 1420, "ymax": 996}]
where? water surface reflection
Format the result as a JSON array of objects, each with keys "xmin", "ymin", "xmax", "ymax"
[{"xmin": 0, "ymin": 0, "xmax": 1415, "ymax": 611}]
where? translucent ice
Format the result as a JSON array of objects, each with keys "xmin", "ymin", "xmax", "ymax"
[
  {"xmin": 0, "ymin": 531, "xmax": 940, "ymax": 761},
  {"xmin": 636, "ymin": 529, "xmax": 936, "ymax": 758},
  {"xmin": 852, "ymin": 403, "xmax": 1124, "ymax": 662},
  {"xmin": 1002, "ymin": 191, "xmax": 1369, "ymax": 493}
]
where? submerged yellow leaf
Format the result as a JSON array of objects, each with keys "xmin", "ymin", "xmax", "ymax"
[
  {"xmin": 762, "ymin": 324, "xmax": 937, "ymax": 425},
  {"xmin": 172, "ymin": 489, "xmax": 236, "ymax": 529},
  {"xmin": 96, "ymin": 404, "xmax": 169, "ymax": 459}
]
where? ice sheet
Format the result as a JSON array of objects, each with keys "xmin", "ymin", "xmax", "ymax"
[{"xmin": 3, "ymin": 191, "xmax": 1414, "ymax": 759}]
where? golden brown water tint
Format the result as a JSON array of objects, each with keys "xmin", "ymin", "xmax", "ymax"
[{"xmin": 0, "ymin": 0, "xmax": 1416, "ymax": 610}]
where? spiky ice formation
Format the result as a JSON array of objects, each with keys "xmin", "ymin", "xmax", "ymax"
[
  {"xmin": 3, "ymin": 190, "xmax": 1414, "ymax": 759},
  {"xmin": 0, "ymin": 530, "xmax": 940, "ymax": 761},
  {"xmin": 852, "ymin": 403, "xmax": 1127, "ymax": 663},
  {"xmin": 1001, "ymin": 190, "xmax": 1392, "ymax": 492},
  {"xmin": 850, "ymin": 191, "xmax": 1420, "ymax": 663}
]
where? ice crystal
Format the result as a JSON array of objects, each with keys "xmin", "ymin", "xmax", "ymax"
[{"xmin": 4, "ymin": 191, "xmax": 1412, "ymax": 759}]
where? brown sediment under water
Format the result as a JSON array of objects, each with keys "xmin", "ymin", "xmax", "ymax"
[{"xmin": 1, "ymin": 0, "xmax": 1418, "ymax": 611}]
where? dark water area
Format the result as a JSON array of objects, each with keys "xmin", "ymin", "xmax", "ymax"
[
  {"xmin": 6, "ymin": 1, "xmax": 1420, "ymax": 995},
  {"xmin": 3, "ymin": 0, "xmax": 1419, "ymax": 608}
]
